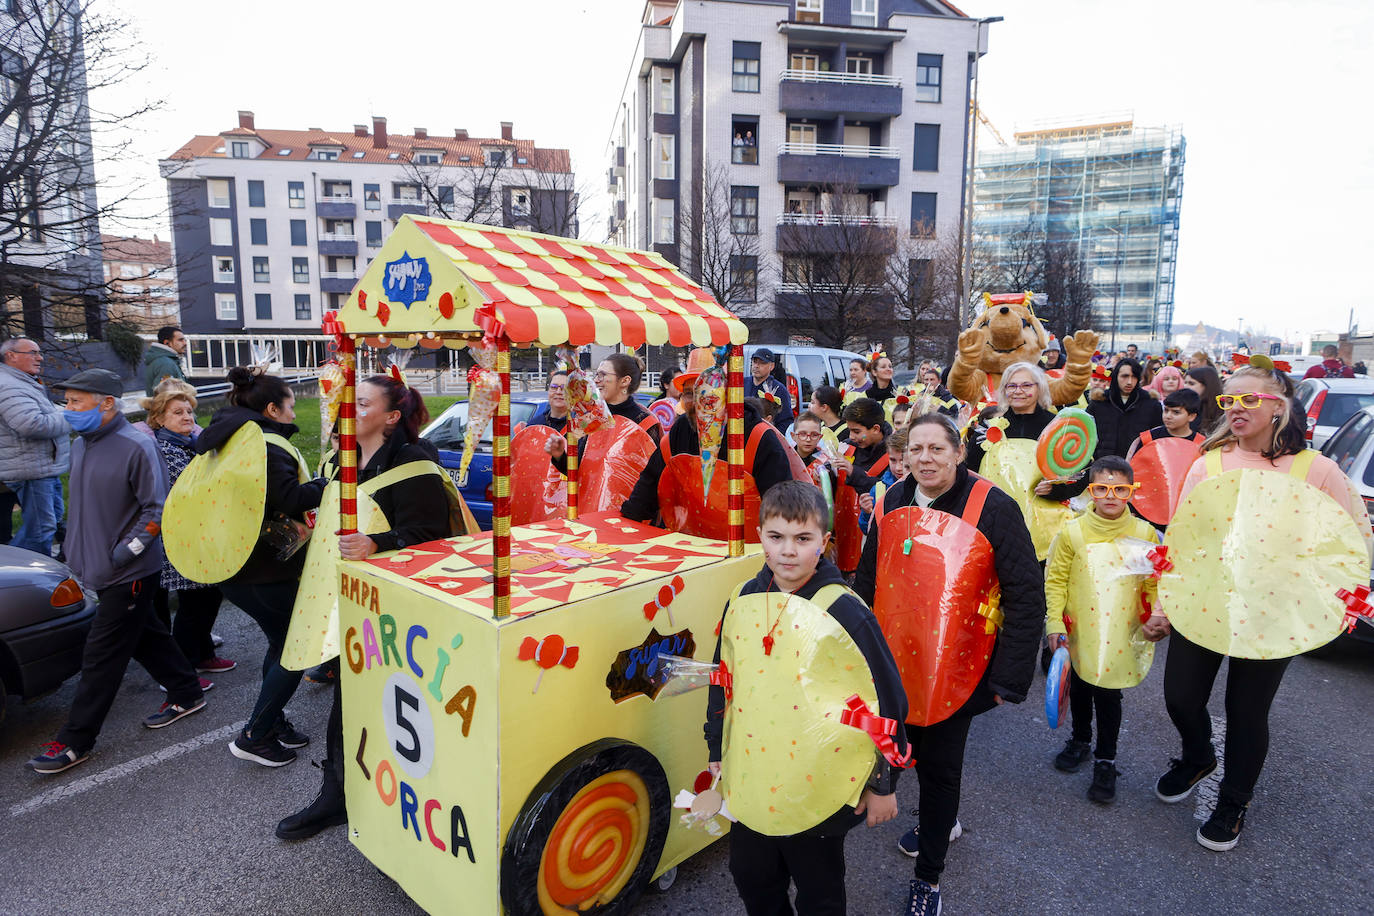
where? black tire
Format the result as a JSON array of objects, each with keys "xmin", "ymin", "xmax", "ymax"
[{"xmin": 501, "ymin": 740, "xmax": 670, "ymax": 916}]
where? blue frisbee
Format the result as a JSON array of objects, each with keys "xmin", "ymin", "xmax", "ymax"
[{"xmin": 1045, "ymin": 647, "xmax": 1071, "ymax": 729}]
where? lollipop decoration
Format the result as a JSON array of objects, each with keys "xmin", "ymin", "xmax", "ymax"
[
  {"xmin": 643, "ymin": 575, "xmax": 686, "ymax": 627},
  {"xmin": 1045, "ymin": 646, "xmax": 1071, "ymax": 729},
  {"xmin": 1035, "ymin": 407, "xmax": 1098, "ymax": 481},
  {"xmin": 559, "ymin": 346, "xmax": 612, "ymax": 437},
  {"xmin": 695, "ymin": 363, "xmax": 728, "ymax": 501},
  {"xmin": 456, "ymin": 343, "xmax": 501, "ymax": 487},
  {"xmin": 647, "ymin": 398, "xmax": 677, "ymax": 430},
  {"xmin": 517, "ymin": 634, "xmax": 579, "ymax": 693},
  {"xmin": 673, "ymin": 770, "xmax": 735, "ymax": 835}
]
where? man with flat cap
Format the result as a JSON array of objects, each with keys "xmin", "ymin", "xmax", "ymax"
[{"xmin": 25, "ymin": 369, "xmax": 205, "ymax": 775}]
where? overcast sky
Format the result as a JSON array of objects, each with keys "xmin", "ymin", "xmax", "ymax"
[{"xmin": 97, "ymin": 0, "xmax": 1372, "ymax": 339}]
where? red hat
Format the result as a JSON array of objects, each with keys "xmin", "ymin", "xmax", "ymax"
[{"xmin": 1091, "ymin": 365, "xmax": 1111, "ymax": 382}]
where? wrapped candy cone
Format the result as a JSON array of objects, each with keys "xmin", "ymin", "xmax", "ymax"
[
  {"xmin": 694, "ymin": 364, "xmax": 727, "ymax": 502},
  {"xmin": 457, "ymin": 344, "xmax": 501, "ymax": 487},
  {"xmin": 317, "ymin": 361, "xmax": 347, "ymax": 454},
  {"xmin": 559, "ymin": 346, "xmax": 613, "ymax": 437}
]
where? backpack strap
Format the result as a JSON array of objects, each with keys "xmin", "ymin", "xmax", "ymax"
[
  {"xmin": 262, "ymin": 432, "xmax": 309, "ymax": 483},
  {"xmin": 960, "ymin": 475, "xmax": 994, "ymax": 527},
  {"xmin": 809, "ymin": 582, "xmax": 861, "ymax": 614}
]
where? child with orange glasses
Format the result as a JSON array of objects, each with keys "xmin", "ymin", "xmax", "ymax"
[{"xmin": 1044, "ymin": 456, "xmax": 1164, "ymax": 803}]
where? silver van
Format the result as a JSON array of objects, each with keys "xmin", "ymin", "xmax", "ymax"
[{"xmin": 744, "ymin": 344, "xmax": 868, "ymax": 414}]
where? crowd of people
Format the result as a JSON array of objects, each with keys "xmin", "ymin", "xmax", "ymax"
[{"xmin": 3, "ymin": 329, "xmax": 1370, "ymax": 916}]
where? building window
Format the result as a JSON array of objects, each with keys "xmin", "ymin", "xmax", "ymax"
[
  {"xmin": 654, "ymin": 67, "xmax": 675, "ymax": 115},
  {"xmin": 249, "ymin": 218, "xmax": 267, "ymax": 245},
  {"xmin": 654, "ymin": 134, "xmax": 675, "ymax": 180},
  {"xmin": 290, "ymin": 220, "xmax": 307, "ymax": 246},
  {"xmin": 908, "ymin": 258, "xmax": 932, "ymax": 305},
  {"xmin": 850, "ymin": 0, "xmax": 876, "ymax": 27},
  {"xmin": 247, "ymin": 180, "xmax": 265, "ymax": 207},
  {"xmin": 414, "ymin": 151, "xmax": 441, "ymax": 165},
  {"xmin": 782, "ymin": 256, "xmax": 813, "ymax": 286},
  {"xmin": 435, "ymin": 186, "xmax": 454, "ymax": 209},
  {"xmin": 486, "ymin": 148, "xmax": 506, "ymax": 167},
  {"xmin": 393, "ymin": 182, "xmax": 421, "ymax": 202},
  {"xmin": 209, "ymin": 217, "xmax": 233, "ymax": 246},
  {"xmin": 510, "ymin": 188, "xmax": 530, "ymax": 220},
  {"xmin": 364, "ymin": 184, "xmax": 381, "ymax": 210},
  {"xmin": 846, "ymin": 55, "xmax": 873, "ymax": 75},
  {"xmin": 252, "ymin": 256, "xmax": 269, "ymax": 282},
  {"xmin": 790, "ymin": 52, "xmax": 819, "ymax": 73},
  {"xmin": 795, "ymin": 0, "xmax": 821, "ymax": 23},
  {"xmin": 910, "ymin": 192, "xmax": 937, "ymax": 237},
  {"xmin": 213, "ymin": 257, "xmax": 235, "ymax": 282},
  {"xmin": 916, "ymin": 53, "xmax": 942, "ymax": 103},
  {"xmin": 215, "ymin": 292, "xmax": 238, "ymax": 320},
  {"xmin": 730, "ymin": 186, "xmax": 758, "ymax": 235},
  {"xmin": 729, "ymin": 255, "xmax": 757, "ymax": 303},
  {"xmin": 365, "ymin": 220, "xmax": 383, "ymax": 247},
  {"xmin": 732, "ymin": 41, "xmax": 760, "ymax": 93},
  {"xmin": 314, "ymin": 149, "xmax": 339, "ymax": 161},
  {"xmin": 292, "ymin": 257, "xmax": 309, "ymax": 283},
  {"xmin": 913, "ymin": 123, "xmax": 940, "ymax": 171},
  {"xmin": 294, "ymin": 294, "xmax": 312, "ymax": 320},
  {"xmin": 207, "ymin": 179, "xmax": 231, "ymax": 208},
  {"xmin": 732, "ymin": 118, "xmax": 759, "ymax": 164},
  {"xmin": 119, "ymin": 264, "xmax": 139, "ymax": 279},
  {"xmin": 787, "ymin": 122, "xmax": 817, "ymax": 147},
  {"xmin": 652, "ymin": 199, "xmax": 675, "ymax": 245},
  {"xmin": 288, "ymin": 181, "xmax": 305, "ymax": 208},
  {"xmin": 230, "ymin": 141, "xmax": 250, "ymax": 158},
  {"xmin": 255, "ymin": 293, "xmax": 272, "ymax": 320}
]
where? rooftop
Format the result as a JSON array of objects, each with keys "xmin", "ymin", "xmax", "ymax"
[{"xmin": 100, "ymin": 233, "xmax": 171, "ymax": 265}]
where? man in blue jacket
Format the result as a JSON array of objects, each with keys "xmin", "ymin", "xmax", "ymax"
[
  {"xmin": 25, "ymin": 369, "xmax": 205, "ymax": 775},
  {"xmin": 744, "ymin": 348, "xmax": 794, "ymax": 433}
]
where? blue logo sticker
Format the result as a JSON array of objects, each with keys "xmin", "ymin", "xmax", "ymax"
[{"xmin": 382, "ymin": 252, "xmax": 432, "ymax": 307}]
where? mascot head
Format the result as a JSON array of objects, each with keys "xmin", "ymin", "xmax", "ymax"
[{"xmin": 972, "ymin": 292, "xmax": 1048, "ymax": 374}]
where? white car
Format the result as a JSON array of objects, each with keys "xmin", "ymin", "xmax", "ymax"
[
  {"xmin": 1318, "ymin": 405, "xmax": 1374, "ymax": 647},
  {"xmin": 1294, "ymin": 377, "xmax": 1374, "ymax": 449}
]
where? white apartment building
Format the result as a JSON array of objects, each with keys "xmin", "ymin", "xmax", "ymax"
[
  {"xmin": 159, "ymin": 112, "xmax": 576, "ymax": 335},
  {"xmin": 607, "ymin": 0, "xmax": 990, "ymax": 346}
]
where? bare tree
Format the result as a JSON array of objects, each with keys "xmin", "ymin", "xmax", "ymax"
[
  {"xmin": 401, "ymin": 146, "xmax": 583, "ymax": 239},
  {"xmin": 1037, "ymin": 237, "xmax": 1095, "ymax": 342},
  {"xmin": 402, "ymin": 152, "xmax": 508, "ymax": 225},
  {"xmin": 883, "ymin": 224, "xmax": 968, "ymax": 367},
  {"xmin": 519, "ymin": 152, "xmax": 585, "ymax": 239},
  {"xmin": 677, "ymin": 161, "xmax": 762, "ymax": 309}
]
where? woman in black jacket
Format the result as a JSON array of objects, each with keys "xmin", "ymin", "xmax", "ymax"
[
  {"xmin": 198, "ymin": 369, "xmax": 327, "ymax": 768},
  {"xmin": 855, "ymin": 414, "xmax": 1044, "ymax": 913},
  {"xmin": 277, "ymin": 373, "xmax": 464, "ymax": 840},
  {"xmin": 1089, "ymin": 358, "xmax": 1163, "ymax": 458},
  {"xmin": 965, "ymin": 361, "xmax": 1057, "ymax": 472},
  {"xmin": 545, "ymin": 352, "xmax": 661, "ymax": 468}
]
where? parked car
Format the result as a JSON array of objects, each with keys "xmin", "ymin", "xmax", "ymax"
[
  {"xmin": 743, "ymin": 344, "xmax": 867, "ymax": 415},
  {"xmin": 0, "ymin": 546, "xmax": 97, "ymax": 727},
  {"xmin": 422, "ymin": 392, "xmax": 657, "ymax": 529},
  {"xmin": 1317, "ymin": 405, "xmax": 1374, "ymax": 649},
  {"xmin": 1295, "ymin": 377, "xmax": 1374, "ymax": 448}
]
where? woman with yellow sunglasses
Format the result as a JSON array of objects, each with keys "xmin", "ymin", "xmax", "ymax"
[{"xmin": 1150, "ymin": 360, "xmax": 1371, "ymax": 852}]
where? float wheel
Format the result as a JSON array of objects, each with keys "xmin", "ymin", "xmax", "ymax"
[{"xmin": 501, "ymin": 740, "xmax": 669, "ymax": 916}]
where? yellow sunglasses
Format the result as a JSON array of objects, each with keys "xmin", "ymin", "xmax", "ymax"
[
  {"xmin": 1087, "ymin": 483, "xmax": 1140, "ymax": 499},
  {"xmin": 1216, "ymin": 392, "xmax": 1282, "ymax": 410}
]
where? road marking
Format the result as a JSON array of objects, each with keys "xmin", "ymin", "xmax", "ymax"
[
  {"xmin": 10, "ymin": 720, "xmax": 246, "ymax": 818},
  {"xmin": 1194, "ymin": 715, "xmax": 1226, "ymax": 822}
]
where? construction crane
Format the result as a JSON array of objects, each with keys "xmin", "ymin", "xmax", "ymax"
[{"xmin": 972, "ymin": 103, "xmax": 1008, "ymax": 146}]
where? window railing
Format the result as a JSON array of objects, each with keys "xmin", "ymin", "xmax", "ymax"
[
  {"xmin": 777, "ymin": 213, "xmax": 897, "ymax": 226},
  {"xmin": 777, "ymin": 142, "xmax": 901, "ymax": 158},
  {"xmin": 779, "ymin": 69, "xmax": 901, "ymax": 86},
  {"xmin": 319, "ymin": 232, "xmax": 356, "ymax": 242},
  {"xmin": 390, "ymin": 197, "xmax": 424, "ymax": 205},
  {"xmin": 319, "ymin": 271, "xmax": 358, "ymax": 280},
  {"xmin": 777, "ymin": 282, "xmax": 884, "ymax": 294},
  {"xmin": 318, "ymin": 193, "xmax": 354, "ymax": 202}
]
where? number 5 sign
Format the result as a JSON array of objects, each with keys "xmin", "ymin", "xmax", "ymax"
[{"xmin": 383, "ymin": 671, "xmax": 437, "ymax": 780}]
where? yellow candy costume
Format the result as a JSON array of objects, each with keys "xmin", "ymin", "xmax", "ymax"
[
  {"xmin": 1044, "ymin": 510, "xmax": 1160, "ymax": 688},
  {"xmin": 163, "ymin": 426, "xmax": 308, "ymax": 584},
  {"xmin": 979, "ymin": 438, "xmax": 1076, "ymax": 562},
  {"xmin": 1160, "ymin": 449, "xmax": 1372, "ymax": 660}
]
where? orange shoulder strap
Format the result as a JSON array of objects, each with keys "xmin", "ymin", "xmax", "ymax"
[
  {"xmin": 744, "ymin": 422, "xmax": 770, "ymax": 467},
  {"xmin": 868, "ymin": 452, "xmax": 890, "ymax": 477},
  {"xmin": 961, "ymin": 475, "xmax": 993, "ymax": 527},
  {"xmin": 658, "ymin": 431, "xmax": 673, "ymax": 463},
  {"xmin": 1139, "ymin": 429, "xmax": 1154, "ymax": 446},
  {"xmin": 639, "ymin": 414, "xmax": 660, "ymax": 434}
]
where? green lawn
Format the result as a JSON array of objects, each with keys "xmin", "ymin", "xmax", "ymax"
[{"xmin": 284, "ymin": 395, "xmax": 463, "ymax": 472}]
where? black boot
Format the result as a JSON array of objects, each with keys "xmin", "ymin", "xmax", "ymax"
[{"xmin": 276, "ymin": 762, "xmax": 346, "ymax": 840}]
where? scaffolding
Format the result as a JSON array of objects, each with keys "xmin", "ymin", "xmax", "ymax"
[{"xmin": 972, "ymin": 121, "xmax": 1186, "ymax": 349}]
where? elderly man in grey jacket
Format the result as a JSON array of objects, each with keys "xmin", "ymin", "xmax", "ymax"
[{"xmin": 0, "ymin": 337, "xmax": 71, "ymax": 556}]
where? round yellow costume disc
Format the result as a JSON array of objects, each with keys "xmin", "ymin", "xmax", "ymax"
[
  {"xmin": 163, "ymin": 424, "xmax": 267, "ymax": 584},
  {"xmin": 981, "ymin": 438, "xmax": 1075, "ymax": 561},
  {"xmin": 721, "ymin": 591, "xmax": 878, "ymax": 837},
  {"xmin": 1066, "ymin": 539, "xmax": 1154, "ymax": 688},
  {"xmin": 281, "ymin": 481, "xmax": 387, "ymax": 670},
  {"xmin": 1160, "ymin": 471, "xmax": 1371, "ymax": 659}
]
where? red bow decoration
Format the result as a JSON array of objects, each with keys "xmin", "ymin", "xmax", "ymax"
[
  {"xmin": 518, "ymin": 634, "xmax": 578, "ymax": 692},
  {"xmin": 709, "ymin": 660, "xmax": 732, "ymax": 701},
  {"xmin": 1146, "ymin": 545, "xmax": 1173, "ymax": 579},
  {"xmin": 869, "ymin": 350, "xmax": 887, "ymax": 363},
  {"xmin": 1063, "ymin": 613, "xmax": 1074, "ymax": 635},
  {"xmin": 1337, "ymin": 585, "xmax": 1373, "ymax": 633},
  {"xmin": 320, "ymin": 311, "xmax": 346, "ymax": 350},
  {"xmin": 1170, "ymin": 360, "xmax": 1184, "ymax": 369},
  {"xmin": 760, "ymin": 390, "xmax": 781, "ymax": 406},
  {"xmin": 1273, "ymin": 360, "xmax": 1292, "ymax": 373},
  {"xmin": 895, "ymin": 393, "xmax": 910, "ymax": 405},
  {"xmin": 840, "ymin": 695, "xmax": 913, "ymax": 768},
  {"xmin": 388, "ymin": 364, "xmax": 404, "ymax": 385},
  {"xmin": 1139, "ymin": 593, "xmax": 1154, "ymax": 624},
  {"xmin": 1092, "ymin": 366, "xmax": 1111, "ymax": 381},
  {"xmin": 838, "ymin": 386, "xmax": 846, "ymax": 398},
  {"xmin": 1231, "ymin": 352, "xmax": 1250, "ymax": 366}
]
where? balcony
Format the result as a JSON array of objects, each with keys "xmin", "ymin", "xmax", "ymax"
[
  {"xmin": 775, "ymin": 212, "xmax": 899, "ymax": 252},
  {"xmin": 316, "ymin": 195, "xmax": 356, "ymax": 220},
  {"xmin": 776, "ymin": 143, "xmax": 901, "ymax": 188},
  {"xmin": 320, "ymin": 275, "xmax": 358, "ymax": 295},
  {"xmin": 778, "ymin": 69, "xmax": 902, "ymax": 118},
  {"xmin": 388, "ymin": 199, "xmax": 427, "ymax": 220},
  {"xmin": 317, "ymin": 233, "xmax": 357, "ymax": 256}
]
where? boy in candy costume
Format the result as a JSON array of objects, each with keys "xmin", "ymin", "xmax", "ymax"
[
  {"xmin": 1045, "ymin": 457, "xmax": 1164, "ymax": 803},
  {"xmin": 705, "ymin": 482, "xmax": 908, "ymax": 915}
]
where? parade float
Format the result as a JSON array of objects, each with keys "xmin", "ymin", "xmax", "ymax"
[{"xmin": 321, "ymin": 216, "xmax": 760, "ymax": 916}]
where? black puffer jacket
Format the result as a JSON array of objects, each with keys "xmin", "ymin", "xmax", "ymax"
[
  {"xmin": 854, "ymin": 465, "xmax": 1045, "ymax": 711},
  {"xmin": 329, "ymin": 434, "xmax": 454, "ymax": 553},
  {"xmin": 1089, "ymin": 383, "xmax": 1162, "ymax": 459}
]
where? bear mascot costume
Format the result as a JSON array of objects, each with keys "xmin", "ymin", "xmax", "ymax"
[{"xmin": 949, "ymin": 291, "xmax": 1098, "ymax": 407}]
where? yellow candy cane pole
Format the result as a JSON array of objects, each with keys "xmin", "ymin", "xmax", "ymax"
[
  {"xmin": 492, "ymin": 337, "xmax": 512, "ymax": 619},
  {"xmin": 566, "ymin": 426, "xmax": 579, "ymax": 521},
  {"xmin": 337, "ymin": 337, "xmax": 358, "ymax": 534},
  {"xmin": 727, "ymin": 345, "xmax": 744, "ymax": 557}
]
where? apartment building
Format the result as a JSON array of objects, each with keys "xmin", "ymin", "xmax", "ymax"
[
  {"xmin": 101, "ymin": 234, "xmax": 177, "ymax": 332},
  {"xmin": 607, "ymin": 0, "xmax": 990, "ymax": 346},
  {"xmin": 160, "ymin": 113, "xmax": 576, "ymax": 334},
  {"xmin": 973, "ymin": 119, "xmax": 1186, "ymax": 351}
]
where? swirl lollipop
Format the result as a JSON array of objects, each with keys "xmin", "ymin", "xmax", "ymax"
[{"xmin": 1035, "ymin": 407, "xmax": 1098, "ymax": 481}]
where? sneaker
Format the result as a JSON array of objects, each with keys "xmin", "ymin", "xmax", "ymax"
[
  {"xmin": 1154, "ymin": 756, "xmax": 1218, "ymax": 803},
  {"xmin": 1054, "ymin": 739, "xmax": 1092, "ymax": 773},
  {"xmin": 896, "ymin": 819, "xmax": 962, "ymax": 857},
  {"xmin": 196, "ymin": 656, "xmax": 237, "ymax": 674},
  {"xmin": 211, "ymin": 632, "xmax": 225, "ymax": 648},
  {"xmin": 144, "ymin": 697, "xmax": 207, "ymax": 729},
  {"xmin": 1197, "ymin": 799, "xmax": 1248, "ymax": 851},
  {"xmin": 906, "ymin": 879, "xmax": 942, "ymax": 916},
  {"xmin": 158, "ymin": 677, "xmax": 214, "ymax": 693},
  {"xmin": 304, "ymin": 660, "xmax": 338, "ymax": 684},
  {"xmin": 1087, "ymin": 760, "xmax": 1118, "ymax": 804},
  {"xmin": 269, "ymin": 718, "xmax": 310, "ymax": 749},
  {"xmin": 26, "ymin": 741, "xmax": 90, "ymax": 775},
  {"xmin": 229, "ymin": 732, "xmax": 297, "ymax": 767}
]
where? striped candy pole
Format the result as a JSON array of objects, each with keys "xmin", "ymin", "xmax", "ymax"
[
  {"xmin": 337, "ymin": 336, "xmax": 358, "ymax": 534},
  {"xmin": 565, "ymin": 427, "xmax": 579, "ymax": 520},
  {"xmin": 492, "ymin": 337, "xmax": 512, "ymax": 619},
  {"xmin": 727, "ymin": 345, "xmax": 745, "ymax": 557}
]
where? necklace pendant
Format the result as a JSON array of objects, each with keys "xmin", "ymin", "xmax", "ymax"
[
  {"xmin": 762, "ymin": 635, "xmax": 775, "ymax": 656},
  {"xmin": 903, "ymin": 538, "xmax": 913, "ymax": 555}
]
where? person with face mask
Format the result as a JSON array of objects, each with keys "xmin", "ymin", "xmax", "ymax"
[{"xmin": 26, "ymin": 369, "xmax": 206, "ymax": 775}]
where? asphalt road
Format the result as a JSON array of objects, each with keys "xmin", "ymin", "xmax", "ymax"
[{"xmin": 2, "ymin": 604, "xmax": 1372, "ymax": 916}]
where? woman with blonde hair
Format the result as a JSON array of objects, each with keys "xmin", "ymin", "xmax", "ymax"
[
  {"xmin": 140, "ymin": 381, "xmax": 235, "ymax": 681},
  {"xmin": 966, "ymin": 361, "xmax": 1054, "ymax": 472}
]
